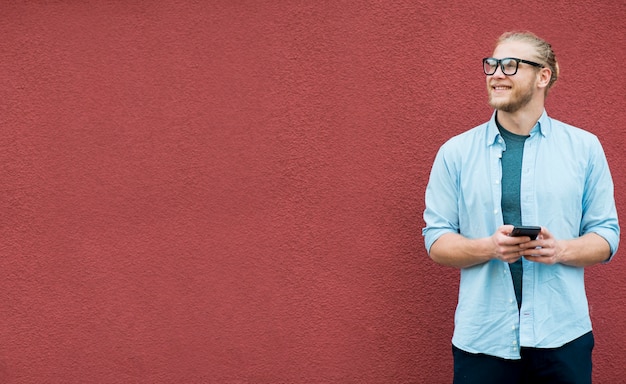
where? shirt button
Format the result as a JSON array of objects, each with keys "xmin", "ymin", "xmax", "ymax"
[
  {"xmin": 493, "ymin": 209, "xmax": 499, "ymax": 215},
  {"xmin": 512, "ymin": 340, "xmax": 517, "ymax": 346},
  {"xmin": 512, "ymin": 325, "xmax": 516, "ymax": 330}
]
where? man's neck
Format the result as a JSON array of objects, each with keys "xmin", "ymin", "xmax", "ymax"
[{"xmin": 496, "ymin": 102, "xmax": 544, "ymax": 135}]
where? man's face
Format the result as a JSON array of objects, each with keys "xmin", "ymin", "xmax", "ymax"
[{"xmin": 486, "ymin": 41, "xmax": 541, "ymax": 113}]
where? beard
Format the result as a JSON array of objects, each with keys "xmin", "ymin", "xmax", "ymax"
[{"xmin": 488, "ymin": 79, "xmax": 536, "ymax": 113}]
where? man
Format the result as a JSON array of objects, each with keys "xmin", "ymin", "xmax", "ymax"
[{"xmin": 422, "ymin": 31, "xmax": 619, "ymax": 383}]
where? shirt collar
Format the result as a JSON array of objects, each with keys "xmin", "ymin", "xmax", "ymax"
[{"xmin": 486, "ymin": 109, "xmax": 551, "ymax": 146}]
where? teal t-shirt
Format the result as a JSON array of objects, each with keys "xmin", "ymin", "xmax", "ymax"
[{"xmin": 497, "ymin": 120, "xmax": 529, "ymax": 309}]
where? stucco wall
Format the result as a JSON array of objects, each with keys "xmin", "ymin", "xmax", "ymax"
[{"xmin": 1, "ymin": 1, "xmax": 624, "ymax": 383}]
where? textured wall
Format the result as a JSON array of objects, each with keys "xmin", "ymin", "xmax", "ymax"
[{"xmin": 0, "ymin": 1, "xmax": 624, "ymax": 383}]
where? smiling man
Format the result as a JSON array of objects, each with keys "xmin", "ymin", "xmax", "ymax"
[{"xmin": 422, "ymin": 31, "xmax": 619, "ymax": 383}]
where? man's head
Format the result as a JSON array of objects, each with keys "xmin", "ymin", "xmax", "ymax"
[
  {"xmin": 484, "ymin": 31, "xmax": 558, "ymax": 113},
  {"xmin": 496, "ymin": 32, "xmax": 559, "ymax": 90}
]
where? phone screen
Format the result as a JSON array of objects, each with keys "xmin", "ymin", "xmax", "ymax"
[{"xmin": 510, "ymin": 226, "xmax": 541, "ymax": 240}]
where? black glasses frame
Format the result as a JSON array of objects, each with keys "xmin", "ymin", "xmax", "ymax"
[{"xmin": 483, "ymin": 57, "xmax": 544, "ymax": 76}]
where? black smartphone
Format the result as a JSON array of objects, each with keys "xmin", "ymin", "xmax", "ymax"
[{"xmin": 510, "ymin": 225, "xmax": 541, "ymax": 240}]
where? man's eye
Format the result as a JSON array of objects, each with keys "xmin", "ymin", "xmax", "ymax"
[{"xmin": 502, "ymin": 60, "xmax": 517, "ymax": 70}]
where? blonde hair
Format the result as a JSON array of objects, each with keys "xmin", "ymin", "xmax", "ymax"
[{"xmin": 497, "ymin": 31, "xmax": 559, "ymax": 94}]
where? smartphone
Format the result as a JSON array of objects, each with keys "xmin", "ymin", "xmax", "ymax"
[{"xmin": 510, "ymin": 225, "xmax": 541, "ymax": 240}]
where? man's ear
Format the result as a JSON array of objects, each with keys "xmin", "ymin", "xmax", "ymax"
[{"xmin": 537, "ymin": 67, "xmax": 552, "ymax": 90}]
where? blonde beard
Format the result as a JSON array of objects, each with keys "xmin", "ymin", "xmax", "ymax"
[{"xmin": 488, "ymin": 79, "xmax": 536, "ymax": 113}]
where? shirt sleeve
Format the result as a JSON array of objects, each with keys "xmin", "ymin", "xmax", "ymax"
[
  {"xmin": 580, "ymin": 138, "xmax": 620, "ymax": 262},
  {"xmin": 580, "ymin": 137, "xmax": 620, "ymax": 260},
  {"xmin": 422, "ymin": 144, "xmax": 460, "ymax": 253}
]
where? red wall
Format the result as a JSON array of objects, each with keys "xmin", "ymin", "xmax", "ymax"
[{"xmin": 1, "ymin": 1, "xmax": 625, "ymax": 383}]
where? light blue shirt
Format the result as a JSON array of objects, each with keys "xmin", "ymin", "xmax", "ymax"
[{"xmin": 422, "ymin": 110, "xmax": 619, "ymax": 359}]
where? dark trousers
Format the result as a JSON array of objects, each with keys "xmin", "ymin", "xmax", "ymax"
[{"xmin": 452, "ymin": 332, "xmax": 594, "ymax": 384}]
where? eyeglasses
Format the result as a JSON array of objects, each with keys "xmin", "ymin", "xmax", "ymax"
[{"xmin": 483, "ymin": 57, "xmax": 544, "ymax": 76}]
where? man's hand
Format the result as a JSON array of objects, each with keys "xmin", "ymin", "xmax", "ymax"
[
  {"xmin": 493, "ymin": 225, "xmax": 538, "ymax": 264},
  {"xmin": 516, "ymin": 226, "xmax": 560, "ymax": 265}
]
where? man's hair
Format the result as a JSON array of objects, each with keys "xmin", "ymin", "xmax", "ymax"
[{"xmin": 497, "ymin": 31, "xmax": 559, "ymax": 94}]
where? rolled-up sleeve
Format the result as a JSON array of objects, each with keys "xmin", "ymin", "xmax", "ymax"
[
  {"xmin": 422, "ymin": 144, "xmax": 460, "ymax": 253},
  {"xmin": 581, "ymin": 138, "xmax": 620, "ymax": 260}
]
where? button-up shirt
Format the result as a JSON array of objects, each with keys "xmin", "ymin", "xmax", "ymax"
[{"xmin": 422, "ymin": 110, "xmax": 619, "ymax": 359}]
